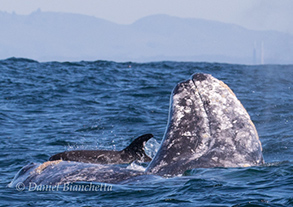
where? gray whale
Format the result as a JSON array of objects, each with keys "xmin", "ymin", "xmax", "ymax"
[
  {"xmin": 146, "ymin": 73, "xmax": 264, "ymax": 176},
  {"xmin": 9, "ymin": 73, "xmax": 264, "ymax": 187}
]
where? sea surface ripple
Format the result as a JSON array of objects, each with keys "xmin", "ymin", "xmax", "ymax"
[{"xmin": 0, "ymin": 58, "xmax": 292, "ymax": 206}]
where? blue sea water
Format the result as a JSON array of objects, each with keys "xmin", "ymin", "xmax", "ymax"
[{"xmin": 0, "ymin": 57, "xmax": 292, "ymax": 206}]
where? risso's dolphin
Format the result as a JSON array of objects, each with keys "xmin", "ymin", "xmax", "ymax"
[
  {"xmin": 49, "ymin": 134, "xmax": 153, "ymax": 164},
  {"xmin": 9, "ymin": 73, "xmax": 264, "ymax": 187}
]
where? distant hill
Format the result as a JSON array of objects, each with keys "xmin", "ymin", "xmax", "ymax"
[{"xmin": 0, "ymin": 10, "xmax": 292, "ymax": 64}]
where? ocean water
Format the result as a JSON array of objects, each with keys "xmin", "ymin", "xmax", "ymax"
[{"xmin": 0, "ymin": 57, "xmax": 292, "ymax": 206}]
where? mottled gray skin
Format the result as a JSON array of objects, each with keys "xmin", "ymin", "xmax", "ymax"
[
  {"xmin": 9, "ymin": 73, "xmax": 264, "ymax": 186},
  {"xmin": 146, "ymin": 73, "xmax": 264, "ymax": 176},
  {"xmin": 8, "ymin": 161, "xmax": 144, "ymax": 186},
  {"xmin": 49, "ymin": 134, "xmax": 153, "ymax": 164}
]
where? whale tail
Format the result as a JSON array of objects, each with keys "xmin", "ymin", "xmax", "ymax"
[{"xmin": 122, "ymin": 133, "xmax": 153, "ymax": 162}]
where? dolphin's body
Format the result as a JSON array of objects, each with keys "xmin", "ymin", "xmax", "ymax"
[
  {"xmin": 9, "ymin": 73, "xmax": 264, "ymax": 187},
  {"xmin": 49, "ymin": 134, "xmax": 153, "ymax": 164}
]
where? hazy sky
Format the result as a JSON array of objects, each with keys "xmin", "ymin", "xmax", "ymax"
[{"xmin": 1, "ymin": 0, "xmax": 293, "ymax": 34}]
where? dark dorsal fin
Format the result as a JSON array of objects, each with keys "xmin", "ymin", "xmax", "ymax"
[
  {"xmin": 49, "ymin": 134, "xmax": 154, "ymax": 164},
  {"xmin": 122, "ymin": 134, "xmax": 153, "ymax": 162}
]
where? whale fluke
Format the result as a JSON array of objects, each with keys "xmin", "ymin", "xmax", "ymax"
[{"xmin": 49, "ymin": 134, "xmax": 153, "ymax": 164}]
